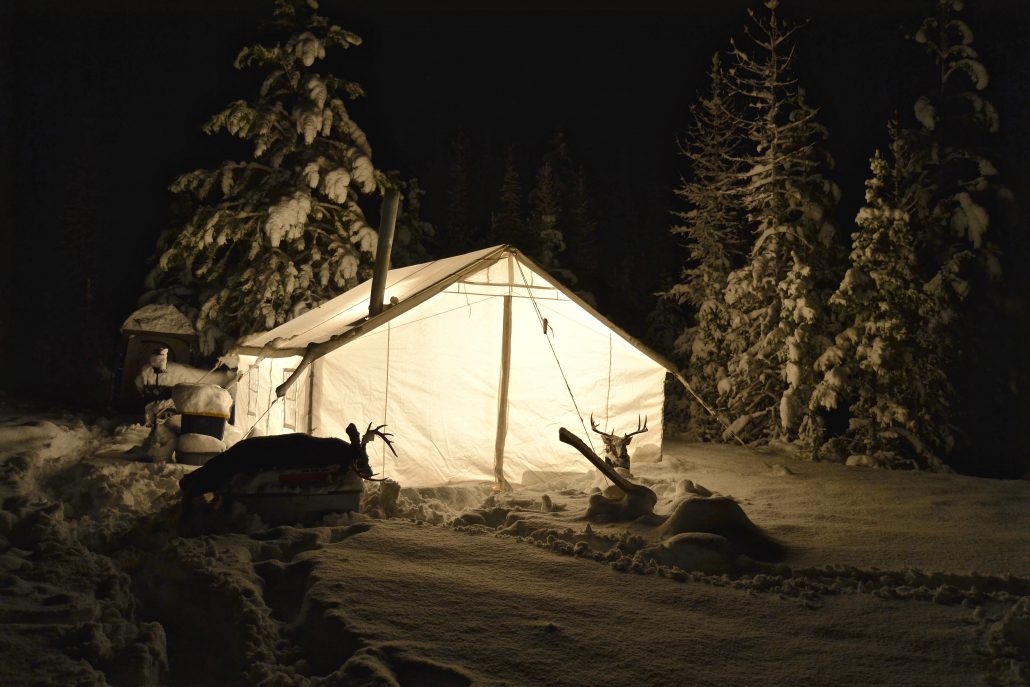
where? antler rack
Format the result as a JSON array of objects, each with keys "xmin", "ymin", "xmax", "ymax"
[
  {"xmin": 361, "ymin": 423, "xmax": 398, "ymax": 456},
  {"xmin": 590, "ymin": 414, "xmax": 648, "ymax": 438}
]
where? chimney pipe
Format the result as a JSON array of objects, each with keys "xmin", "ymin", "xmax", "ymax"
[{"xmin": 369, "ymin": 188, "xmax": 400, "ymax": 318}]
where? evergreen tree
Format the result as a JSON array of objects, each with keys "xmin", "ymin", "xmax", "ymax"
[
  {"xmin": 899, "ymin": 0, "xmax": 1019, "ymax": 473},
  {"xmin": 598, "ymin": 182, "xmax": 641, "ymax": 321},
  {"xmin": 542, "ymin": 129, "xmax": 573, "ymax": 178},
  {"xmin": 490, "ymin": 148, "xmax": 534, "ymax": 252},
  {"xmin": 564, "ymin": 166, "xmax": 600, "ymax": 297},
  {"xmin": 540, "ymin": 128, "xmax": 578, "ymax": 209},
  {"xmin": 43, "ymin": 151, "xmax": 114, "ymax": 404},
  {"xmin": 906, "ymin": 0, "xmax": 1004, "ymax": 273},
  {"xmin": 812, "ymin": 131, "xmax": 951, "ymax": 470},
  {"xmin": 528, "ymin": 158, "xmax": 575, "ymax": 283},
  {"xmin": 664, "ymin": 52, "xmax": 748, "ymax": 439},
  {"xmin": 540, "ymin": 129, "xmax": 599, "ymax": 291},
  {"xmin": 719, "ymin": 1, "xmax": 841, "ymax": 446},
  {"xmin": 442, "ymin": 129, "xmax": 474, "ymax": 253},
  {"xmin": 144, "ymin": 0, "xmax": 382, "ymax": 354}
]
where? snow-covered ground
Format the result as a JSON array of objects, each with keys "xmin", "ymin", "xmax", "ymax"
[{"xmin": 0, "ymin": 411, "xmax": 1027, "ymax": 686}]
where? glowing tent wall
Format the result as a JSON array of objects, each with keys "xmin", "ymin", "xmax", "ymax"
[
  {"xmin": 317, "ymin": 260, "xmax": 662, "ymax": 486},
  {"xmin": 235, "ymin": 354, "xmax": 310, "ymax": 437},
  {"xmin": 313, "ymin": 288, "xmax": 506, "ymax": 485},
  {"xmin": 232, "ymin": 248, "xmax": 668, "ymax": 488}
]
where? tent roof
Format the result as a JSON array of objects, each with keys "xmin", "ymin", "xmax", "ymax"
[{"xmin": 236, "ymin": 245, "xmax": 676, "ymax": 374}]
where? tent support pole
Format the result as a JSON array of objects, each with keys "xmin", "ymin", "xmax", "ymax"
[
  {"xmin": 493, "ymin": 260, "xmax": 514, "ymax": 492},
  {"xmin": 307, "ymin": 359, "xmax": 318, "ymax": 435}
]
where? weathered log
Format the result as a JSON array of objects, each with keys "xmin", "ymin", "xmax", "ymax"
[{"xmin": 558, "ymin": 427, "xmax": 658, "ymax": 522}]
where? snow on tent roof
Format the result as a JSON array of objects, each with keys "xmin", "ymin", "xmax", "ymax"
[
  {"xmin": 238, "ymin": 245, "xmax": 505, "ymax": 353},
  {"xmin": 121, "ymin": 304, "xmax": 196, "ymax": 336},
  {"xmin": 237, "ymin": 245, "xmax": 672, "ymax": 372}
]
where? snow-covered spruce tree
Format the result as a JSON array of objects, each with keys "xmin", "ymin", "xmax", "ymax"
[
  {"xmin": 812, "ymin": 130, "xmax": 952, "ymax": 470},
  {"xmin": 719, "ymin": 1, "xmax": 842, "ymax": 446},
  {"xmin": 663, "ymin": 52, "xmax": 748, "ymax": 440},
  {"xmin": 528, "ymin": 158, "xmax": 576, "ymax": 284},
  {"xmin": 907, "ymin": 0, "xmax": 1005, "ymax": 274},
  {"xmin": 490, "ymin": 148, "xmax": 535, "ymax": 253},
  {"xmin": 899, "ymin": 0, "xmax": 1019, "ymax": 473},
  {"xmin": 145, "ymin": 0, "xmax": 381, "ymax": 354}
]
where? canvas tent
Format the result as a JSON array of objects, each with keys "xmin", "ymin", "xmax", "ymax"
[{"xmin": 232, "ymin": 245, "xmax": 676, "ymax": 488}]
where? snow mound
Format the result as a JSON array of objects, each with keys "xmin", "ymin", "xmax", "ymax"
[
  {"xmin": 986, "ymin": 596, "xmax": 1030, "ymax": 682},
  {"xmin": 121, "ymin": 304, "xmax": 195, "ymax": 335},
  {"xmin": 635, "ymin": 532, "xmax": 750, "ymax": 574},
  {"xmin": 171, "ymin": 383, "xmax": 232, "ymax": 417},
  {"xmin": 847, "ymin": 453, "xmax": 881, "ymax": 468},
  {"xmin": 657, "ymin": 496, "xmax": 784, "ymax": 561},
  {"xmin": 135, "ymin": 361, "xmax": 234, "ymax": 393},
  {"xmin": 584, "ymin": 482, "xmax": 658, "ymax": 523}
]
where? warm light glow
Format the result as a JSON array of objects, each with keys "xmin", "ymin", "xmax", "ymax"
[{"xmin": 234, "ymin": 250, "xmax": 668, "ymax": 488}]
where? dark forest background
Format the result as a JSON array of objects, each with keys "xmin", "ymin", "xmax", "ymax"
[{"xmin": 1, "ymin": 1, "xmax": 1028, "ymax": 468}]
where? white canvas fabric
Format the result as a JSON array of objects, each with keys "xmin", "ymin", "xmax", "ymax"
[
  {"xmin": 235, "ymin": 354, "xmax": 309, "ymax": 437},
  {"xmin": 233, "ymin": 246, "xmax": 671, "ymax": 487},
  {"xmin": 242, "ymin": 245, "xmax": 504, "ymax": 351}
]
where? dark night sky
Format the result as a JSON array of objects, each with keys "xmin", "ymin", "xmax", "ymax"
[{"xmin": 1, "ymin": 0, "xmax": 1029, "ymax": 397}]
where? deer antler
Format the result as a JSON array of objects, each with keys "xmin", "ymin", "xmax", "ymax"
[
  {"xmin": 625, "ymin": 415, "xmax": 648, "ymax": 438},
  {"xmin": 361, "ymin": 423, "xmax": 398, "ymax": 456},
  {"xmin": 590, "ymin": 413, "xmax": 610, "ymax": 436}
]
